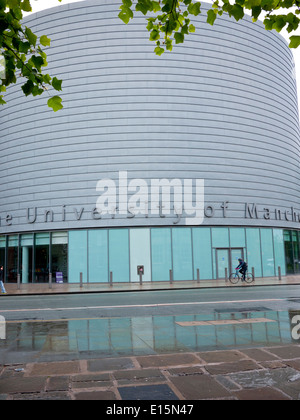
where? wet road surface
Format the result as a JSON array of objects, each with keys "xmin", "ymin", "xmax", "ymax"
[{"xmin": 1, "ymin": 285, "xmax": 300, "ymax": 365}]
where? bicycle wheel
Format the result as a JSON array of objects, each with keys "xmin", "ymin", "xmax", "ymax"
[
  {"xmin": 229, "ymin": 272, "xmax": 240, "ymax": 284},
  {"xmin": 245, "ymin": 273, "xmax": 254, "ymax": 283}
]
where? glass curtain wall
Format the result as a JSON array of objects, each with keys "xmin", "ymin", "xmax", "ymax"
[
  {"xmin": 34, "ymin": 233, "xmax": 50, "ymax": 283},
  {"xmin": 284, "ymin": 230, "xmax": 300, "ymax": 274},
  {"xmin": 52, "ymin": 232, "xmax": 68, "ymax": 283},
  {"xmin": 0, "ymin": 232, "xmax": 68, "ymax": 283},
  {"xmin": 7, "ymin": 235, "xmax": 18, "ymax": 282},
  {"xmin": 20, "ymin": 233, "xmax": 33, "ymax": 283},
  {"xmin": 0, "ymin": 227, "xmax": 296, "ymax": 283}
]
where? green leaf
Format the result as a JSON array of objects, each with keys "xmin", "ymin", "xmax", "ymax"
[
  {"xmin": 154, "ymin": 45, "xmax": 165, "ymax": 55},
  {"xmin": 40, "ymin": 35, "xmax": 51, "ymax": 47},
  {"xmin": 188, "ymin": 23, "xmax": 196, "ymax": 32},
  {"xmin": 52, "ymin": 76, "xmax": 62, "ymax": 91},
  {"xmin": 188, "ymin": 2, "xmax": 201, "ymax": 16},
  {"xmin": 47, "ymin": 95, "xmax": 63, "ymax": 112},
  {"xmin": 230, "ymin": 4, "xmax": 244, "ymax": 20},
  {"xmin": 207, "ymin": 9, "xmax": 217, "ymax": 25},
  {"xmin": 289, "ymin": 35, "xmax": 300, "ymax": 48},
  {"xmin": 21, "ymin": 0, "xmax": 32, "ymax": 12},
  {"xmin": 149, "ymin": 29, "xmax": 160, "ymax": 41},
  {"xmin": 118, "ymin": 9, "xmax": 133, "ymax": 24},
  {"xmin": 25, "ymin": 27, "xmax": 37, "ymax": 47},
  {"xmin": 174, "ymin": 32, "xmax": 184, "ymax": 44},
  {"xmin": 21, "ymin": 79, "xmax": 34, "ymax": 96}
]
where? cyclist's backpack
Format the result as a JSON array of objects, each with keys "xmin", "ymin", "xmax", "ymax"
[{"xmin": 244, "ymin": 262, "xmax": 248, "ymax": 270}]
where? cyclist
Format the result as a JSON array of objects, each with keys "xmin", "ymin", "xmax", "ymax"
[{"xmin": 236, "ymin": 258, "xmax": 247, "ymax": 282}]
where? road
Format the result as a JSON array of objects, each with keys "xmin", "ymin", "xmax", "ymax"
[
  {"xmin": 1, "ymin": 285, "xmax": 300, "ymax": 320},
  {"xmin": 1, "ymin": 285, "xmax": 300, "ymax": 365}
]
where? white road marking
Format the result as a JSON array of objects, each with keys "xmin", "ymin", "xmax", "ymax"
[{"xmin": 0, "ymin": 298, "xmax": 286, "ymax": 313}]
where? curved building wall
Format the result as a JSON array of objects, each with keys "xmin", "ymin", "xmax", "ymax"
[{"xmin": 0, "ymin": 0, "xmax": 300, "ymax": 235}]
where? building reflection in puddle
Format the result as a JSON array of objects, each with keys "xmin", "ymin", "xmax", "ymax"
[{"xmin": 1, "ymin": 310, "xmax": 299, "ymax": 363}]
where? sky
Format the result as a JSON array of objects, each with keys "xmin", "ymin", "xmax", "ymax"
[{"xmin": 26, "ymin": 0, "xmax": 300, "ymax": 111}]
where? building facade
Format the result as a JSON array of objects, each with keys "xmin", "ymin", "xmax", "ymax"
[{"xmin": 1, "ymin": 0, "xmax": 300, "ymax": 284}]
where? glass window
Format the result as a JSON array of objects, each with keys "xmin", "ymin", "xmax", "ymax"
[
  {"xmin": 20, "ymin": 234, "xmax": 33, "ymax": 284},
  {"xmin": 130, "ymin": 229, "xmax": 151, "ymax": 282},
  {"xmin": 192, "ymin": 228, "xmax": 212, "ymax": 280},
  {"xmin": 69, "ymin": 230, "xmax": 87, "ymax": 283},
  {"xmin": 0, "ymin": 237, "xmax": 5, "ymax": 276},
  {"xmin": 284, "ymin": 230, "xmax": 293, "ymax": 274},
  {"xmin": 229, "ymin": 228, "xmax": 245, "ymax": 248},
  {"xmin": 7, "ymin": 235, "xmax": 18, "ymax": 283},
  {"xmin": 109, "ymin": 229, "xmax": 129, "ymax": 283},
  {"xmin": 151, "ymin": 228, "xmax": 172, "ymax": 281},
  {"xmin": 260, "ymin": 229, "xmax": 275, "ymax": 276},
  {"xmin": 246, "ymin": 228, "xmax": 262, "ymax": 277},
  {"xmin": 34, "ymin": 233, "xmax": 49, "ymax": 283},
  {"xmin": 172, "ymin": 228, "xmax": 193, "ymax": 281},
  {"xmin": 88, "ymin": 230, "xmax": 108, "ymax": 283},
  {"xmin": 292, "ymin": 231, "xmax": 300, "ymax": 273},
  {"xmin": 273, "ymin": 229, "xmax": 286, "ymax": 276},
  {"xmin": 51, "ymin": 232, "xmax": 68, "ymax": 283},
  {"xmin": 211, "ymin": 228, "xmax": 229, "ymax": 248}
]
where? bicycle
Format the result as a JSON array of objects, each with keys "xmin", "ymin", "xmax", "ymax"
[{"xmin": 229, "ymin": 269, "xmax": 254, "ymax": 284}]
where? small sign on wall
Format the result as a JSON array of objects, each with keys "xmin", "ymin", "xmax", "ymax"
[{"xmin": 56, "ymin": 272, "xmax": 63, "ymax": 283}]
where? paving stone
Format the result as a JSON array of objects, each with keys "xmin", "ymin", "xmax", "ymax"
[
  {"xmin": 266, "ymin": 346, "xmax": 300, "ymax": 360},
  {"xmin": 240, "ymin": 348, "xmax": 280, "ymax": 362},
  {"xmin": 136, "ymin": 353, "xmax": 200, "ymax": 368},
  {"xmin": 215, "ymin": 375, "xmax": 241, "ymax": 391},
  {"xmin": 88, "ymin": 357, "xmax": 134, "ymax": 372},
  {"xmin": 30, "ymin": 361, "xmax": 80, "ymax": 376},
  {"xmin": 118, "ymin": 384, "xmax": 179, "ymax": 400},
  {"xmin": 198, "ymin": 350, "xmax": 245, "ymax": 364},
  {"xmin": 285, "ymin": 359, "xmax": 300, "ymax": 371},
  {"xmin": 169, "ymin": 374, "xmax": 231, "ymax": 399},
  {"xmin": 260, "ymin": 361, "xmax": 287, "ymax": 369},
  {"xmin": 72, "ymin": 373, "xmax": 111, "ymax": 383},
  {"xmin": 12, "ymin": 392, "xmax": 72, "ymax": 400},
  {"xmin": 0, "ymin": 376, "xmax": 47, "ymax": 394},
  {"xmin": 204, "ymin": 360, "xmax": 261, "ymax": 375},
  {"xmin": 74, "ymin": 390, "xmax": 116, "ymax": 400},
  {"xmin": 46, "ymin": 376, "xmax": 70, "ymax": 392},
  {"xmin": 114, "ymin": 368, "xmax": 165, "ymax": 384},
  {"xmin": 234, "ymin": 387, "xmax": 291, "ymax": 400},
  {"xmin": 167, "ymin": 366, "xmax": 204, "ymax": 376},
  {"xmin": 229, "ymin": 367, "xmax": 300, "ymax": 400}
]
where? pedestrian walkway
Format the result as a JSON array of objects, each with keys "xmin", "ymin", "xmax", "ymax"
[
  {"xmin": 1, "ymin": 344, "xmax": 300, "ymax": 400},
  {"xmin": 2, "ymin": 275, "xmax": 300, "ymax": 296}
]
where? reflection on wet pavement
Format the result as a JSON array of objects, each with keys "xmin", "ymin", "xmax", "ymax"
[{"xmin": 0, "ymin": 310, "xmax": 299, "ymax": 365}]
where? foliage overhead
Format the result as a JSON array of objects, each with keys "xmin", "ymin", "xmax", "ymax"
[{"xmin": 1, "ymin": 0, "xmax": 300, "ymax": 110}]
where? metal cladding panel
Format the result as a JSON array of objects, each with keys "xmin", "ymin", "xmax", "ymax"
[{"xmin": 0, "ymin": 0, "xmax": 300, "ymax": 233}]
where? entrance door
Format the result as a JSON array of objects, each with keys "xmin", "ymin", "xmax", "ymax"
[{"xmin": 216, "ymin": 248, "xmax": 244, "ymax": 279}]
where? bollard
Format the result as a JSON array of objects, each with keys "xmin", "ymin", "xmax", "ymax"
[
  {"xmin": 169, "ymin": 269, "xmax": 173, "ymax": 284},
  {"xmin": 252, "ymin": 267, "xmax": 255, "ymax": 280},
  {"xmin": 49, "ymin": 272, "xmax": 52, "ymax": 289},
  {"xmin": 278, "ymin": 266, "xmax": 281, "ymax": 281},
  {"xmin": 80, "ymin": 272, "xmax": 83, "ymax": 288},
  {"xmin": 225, "ymin": 267, "xmax": 228, "ymax": 282},
  {"xmin": 197, "ymin": 268, "xmax": 200, "ymax": 284},
  {"xmin": 139, "ymin": 271, "xmax": 143, "ymax": 285},
  {"xmin": 17, "ymin": 273, "xmax": 20, "ymax": 290},
  {"xmin": 110, "ymin": 271, "xmax": 113, "ymax": 287}
]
